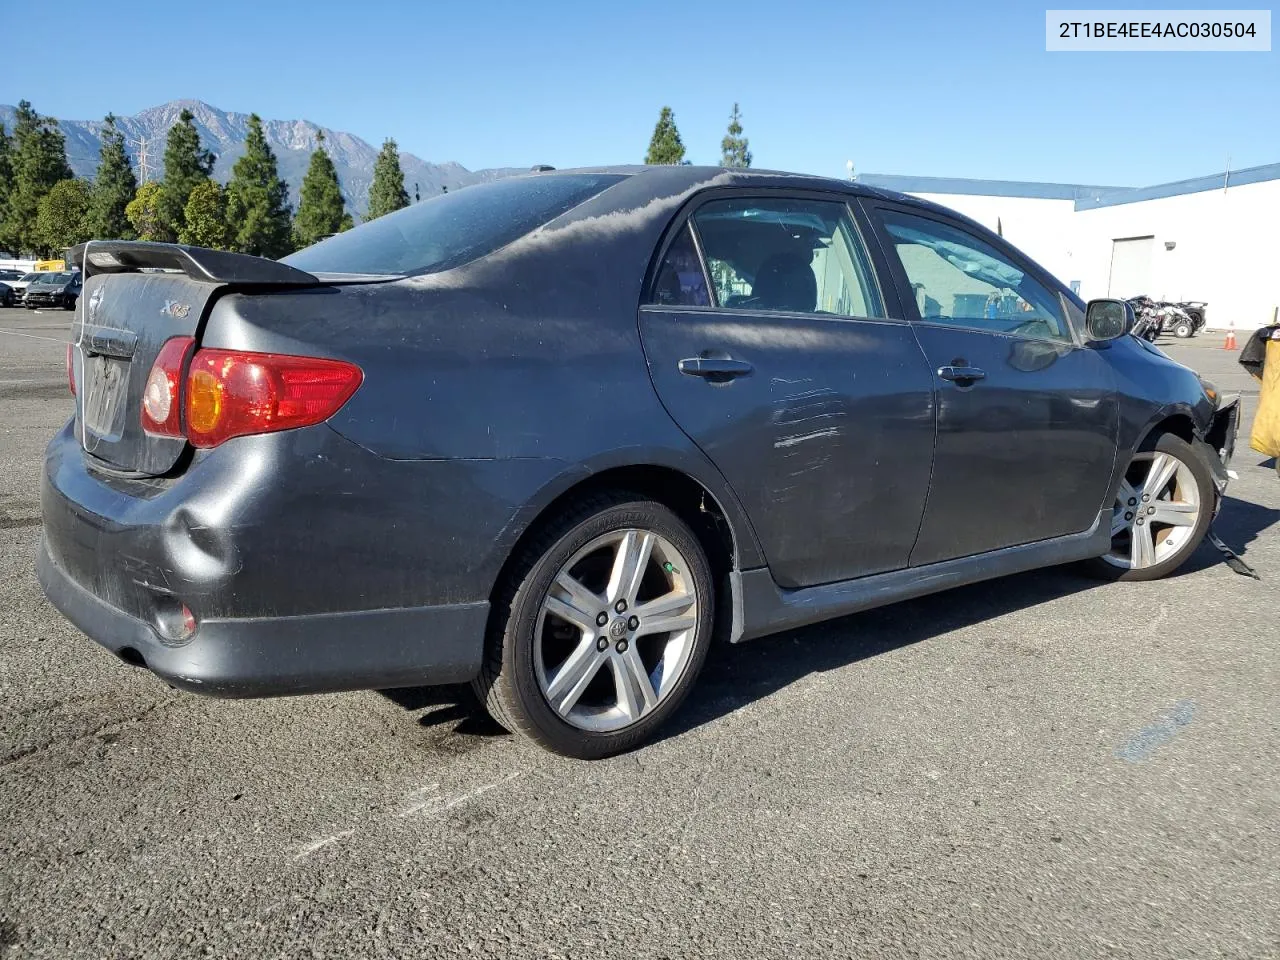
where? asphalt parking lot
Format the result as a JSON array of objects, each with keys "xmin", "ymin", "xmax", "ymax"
[{"xmin": 1, "ymin": 305, "xmax": 1276, "ymax": 959}]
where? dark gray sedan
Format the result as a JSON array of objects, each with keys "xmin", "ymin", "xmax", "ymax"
[{"xmin": 39, "ymin": 167, "xmax": 1238, "ymax": 758}]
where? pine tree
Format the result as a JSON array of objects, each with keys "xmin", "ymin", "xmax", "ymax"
[
  {"xmin": 2, "ymin": 101, "xmax": 73, "ymax": 255},
  {"xmin": 35, "ymin": 178, "xmax": 91, "ymax": 255},
  {"xmin": 157, "ymin": 108, "xmax": 214, "ymax": 242},
  {"xmin": 644, "ymin": 107, "xmax": 687, "ymax": 165},
  {"xmin": 84, "ymin": 114, "xmax": 138, "ymax": 239},
  {"xmin": 0, "ymin": 124, "xmax": 13, "ymax": 248},
  {"xmin": 720, "ymin": 103, "xmax": 752, "ymax": 168},
  {"xmin": 177, "ymin": 179, "xmax": 229, "ymax": 249},
  {"xmin": 293, "ymin": 131, "xmax": 350, "ymax": 247},
  {"xmin": 224, "ymin": 114, "xmax": 293, "ymax": 258},
  {"xmin": 125, "ymin": 181, "xmax": 165, "ymax": 241},
  {"xmin": 366, "ymin": 139, "xmax": 409, "ymax": 220}
]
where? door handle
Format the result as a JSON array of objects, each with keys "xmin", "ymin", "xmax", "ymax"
[
  {"xmin": 678, "ymin": 357, "xmax": 754, "ymax": 381},
  {"xmin": 937, "ymin": 365, "xmax": 986, "ymax": 384}
]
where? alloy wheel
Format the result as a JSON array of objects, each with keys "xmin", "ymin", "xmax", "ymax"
[
  {"xmin": 1105, "ymin": 450, "xmax": 1202, "ymax": 569},
  {"xmin": 533, "ymin": 528, "xmax": 699, "ymax": 732}
]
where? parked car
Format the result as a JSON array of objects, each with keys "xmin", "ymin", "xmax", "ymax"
[
  {"xmin": 6, "ymin": 272, "xmax": 41, "ymax": 300},
  {"xmin": 0, "ymin": 281, "xmax": 15, "ymax": 307},
  {"xmin": 22, "ymin": 270, "xmax": 81, "ymax": 310},
  {"xmin": 39, "ymin": 169, "xmax": 1240, "ymax": 759}
]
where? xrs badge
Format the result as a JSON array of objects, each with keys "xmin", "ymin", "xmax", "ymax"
[{"xmin": 160, "ymin": 300, "xmax": 191, "ymax": 319}]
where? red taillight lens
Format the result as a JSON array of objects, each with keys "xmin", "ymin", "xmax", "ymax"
[
  {"xmin": 184, "ymin": 349, "xmax": 363, "ymax": 448},
  {"xmin": 66, "ymin": 342, "xmax": 76, "ymax": 396},
  {"xmin": 140, "ymin": 336, "xmax": 196, "ymax": 437}
]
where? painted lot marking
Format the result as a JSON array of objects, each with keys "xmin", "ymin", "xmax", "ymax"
[
  {"xmin": 0, "ymin": 327, "xmax": 69, "ymax": 344},
  {"xmin": 1115, "ymin": 700, "xmax": 1196, "ymax": 762}
]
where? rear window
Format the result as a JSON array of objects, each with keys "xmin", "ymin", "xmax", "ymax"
[{"xmin": 283, "ymin": 173, "xmax": 625, "ymax": 277}]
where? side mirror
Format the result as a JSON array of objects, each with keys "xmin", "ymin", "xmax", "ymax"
[{"xmin": 1085, "ymin": 298, "xmax": 1134, "ymax": 342}]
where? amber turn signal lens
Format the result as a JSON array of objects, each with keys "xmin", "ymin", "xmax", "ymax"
[{"xmin": 186, "ymin": 367, "xmax": 224, "ymax": 436}]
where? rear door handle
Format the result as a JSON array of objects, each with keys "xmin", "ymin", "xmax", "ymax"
[
  {"xmin": 678, "ymin": 357, "xmax": 754, "ymax": 381},
  {"xmin": 937, "ymin": 365, "xmax": 986, "ymax": 384}
]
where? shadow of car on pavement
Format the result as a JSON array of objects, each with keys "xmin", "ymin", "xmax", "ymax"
[{"xmin": 377, "ymin": 491, "xmax": 1277, "ymax": 750}]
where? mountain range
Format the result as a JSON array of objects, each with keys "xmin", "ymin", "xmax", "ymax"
[{"xmin": 0, "ymin": 99, "xmax": 525, "ymax": 217}]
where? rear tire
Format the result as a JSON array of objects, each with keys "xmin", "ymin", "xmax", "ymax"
[
  {"xmin": 1085, "ymin": 432, "xmax": 1215, "ymax": 582},
  {"xmin": 473, "ymin": 491, "xmax": 715, "ymax": 759}
]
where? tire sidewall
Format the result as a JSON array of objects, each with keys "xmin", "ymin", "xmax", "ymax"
[{"xmin": 501, "ymin": 499, "xmax": 715, "ymax": 758}]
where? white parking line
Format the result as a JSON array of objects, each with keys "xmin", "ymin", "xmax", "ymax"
[{"xmin": 0, "ymin": 327, "xmax": 69, "ymax": 344}]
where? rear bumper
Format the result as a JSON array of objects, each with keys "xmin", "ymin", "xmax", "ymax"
[
  {"xmin": 36, "ymin": 419, "xmax": 525, "ymax": 697},
  {"xmin": 38, "ymin": 533, "xmax": 488, "ymax": 697}
]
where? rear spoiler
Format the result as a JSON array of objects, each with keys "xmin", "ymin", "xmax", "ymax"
[{"xmin": 69, "ymin": 240, "xmax": 319, "ymax": 285}]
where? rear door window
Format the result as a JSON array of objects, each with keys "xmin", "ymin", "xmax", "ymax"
[
  {"xmin": 283, "ymin": 173, "xmax": 625, "ymax": 276},
  {"xmin": 689, "ymin": 198, "xmax": 884, "ymax": 318}
]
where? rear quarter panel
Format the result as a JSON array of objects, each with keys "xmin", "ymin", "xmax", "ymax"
[{"xmin": 199, "ymin": 176, "xmax": 768, "ymax": 577}]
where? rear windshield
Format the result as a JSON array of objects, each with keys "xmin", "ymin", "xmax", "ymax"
[{"xmin": 283, "ymin": 173, "xmax": 625, "ymax": 277}]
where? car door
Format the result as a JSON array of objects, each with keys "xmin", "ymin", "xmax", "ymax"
[
  {"xmin": 638, "ymin": 192, "xmax": 936, "ymax": 588},
  {"xmin": 863, "ymin": 201, "xmax": 1119, "ymax": 567}
]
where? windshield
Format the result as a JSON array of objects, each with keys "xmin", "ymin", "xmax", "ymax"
[
  {"xmin": 283, "ymin": 173, "xmax": 625, "ymax": 277},
  {"xmin": 19, "ymin": 273, "xmax": 39, "ymax": 282},
  {"xmin": 34, "ymin": 272, "xmax": 74, "ymax": 285}
]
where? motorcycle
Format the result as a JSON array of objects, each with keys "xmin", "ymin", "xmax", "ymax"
[{"xmin": 1125, "ymin": 295, "xmax": 1205, "ymax": 339}]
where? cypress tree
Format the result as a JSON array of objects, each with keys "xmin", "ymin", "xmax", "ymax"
[
  {"xmin": 720, "ymin": 103, "xmax": 752, "ymax": 168},
  {"xmin": 224, "ymin": 114, "xmax": 293, "ymax": 258},
  {"xmin": 293, "ymin": 131, "xmax": 350, "ymax": 247},
  {"xmin": 366, "ymin": 139, "xmax": 408, "ymax": 220},
  {"xmin": 180, "ymin": 178, "xmax": 231, "ymax": 249},
  {"xmin": 2, "ymin": 101, "xmax": 73, "ymax": 255},
  {"xmin": 157, "ymin": 108, "xmax": 214, "ymax": 242},
  {"xmin": 644, "ymin": 107, "xmax": 687, "ymax": 165},
  {"xmin": 125, "ymin": 181, "xmax": 165, "ymax": 241},
  {"xmin": 84, "ymin": 114, "xmax": 138, "ymax": 239},
  {"xmin": 35, "ymin": 178, "xmax": 91, "ymax": 255}
]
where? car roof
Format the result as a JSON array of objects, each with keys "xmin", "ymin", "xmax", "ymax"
[{"xmin": 529, "ymin": 164, "xmax": 975, "ymax": 225}]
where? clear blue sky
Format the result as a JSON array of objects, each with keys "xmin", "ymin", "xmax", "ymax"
[{"xmin": 3, "ymin": 0, "xmax": 1276, "ymax": 186}]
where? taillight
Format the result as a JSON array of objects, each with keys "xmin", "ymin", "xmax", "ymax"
[
  {"xmin": 66, "ymin": 342, "xmax": 76, "ymax": 396},
  {"xmin": 140, "ymin": 336, "xmax": 195, "ymax": 437},
  {"xmin": 184, "ymin": 349, "xmax": 363, "ymax": 448}
]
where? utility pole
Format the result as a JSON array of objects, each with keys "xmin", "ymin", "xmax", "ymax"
[{"xmin": 131, "ymin": 136, "xmax": 155, "ymax": 182}]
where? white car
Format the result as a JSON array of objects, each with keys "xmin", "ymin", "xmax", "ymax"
[{"xmin": 5, "ymin": 272, "xmax": 42, "ymax": 301}]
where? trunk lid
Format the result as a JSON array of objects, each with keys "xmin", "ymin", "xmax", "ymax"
[
  {"xmin": 68, "ymin": 241, "xmax": 329, "ymax": 476},
  {"xmin": 74, "ymin": 271, "xmax": 217, "ymax": 473}
]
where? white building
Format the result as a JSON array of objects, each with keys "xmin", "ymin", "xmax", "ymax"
[{"xmin": 860, "ymin": 163, "xmax": 1280, "ymax": 331}]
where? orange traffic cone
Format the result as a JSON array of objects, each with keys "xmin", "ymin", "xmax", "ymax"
[{"xmin": 1224, "ymin": 323, "xmax": 1237, "ymax": 351}]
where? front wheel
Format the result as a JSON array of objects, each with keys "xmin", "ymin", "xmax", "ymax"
[
  {"xmin": 1174, "ymin": 320, "xmax": 1193, "ymax": 338},
  {"xmin": 1085, "ymin": 433, "xmax": 1215, "ymax": 581},
  {"xmin": 473, "ymin": 492, "xmax": 714, "ymax": 759}
]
